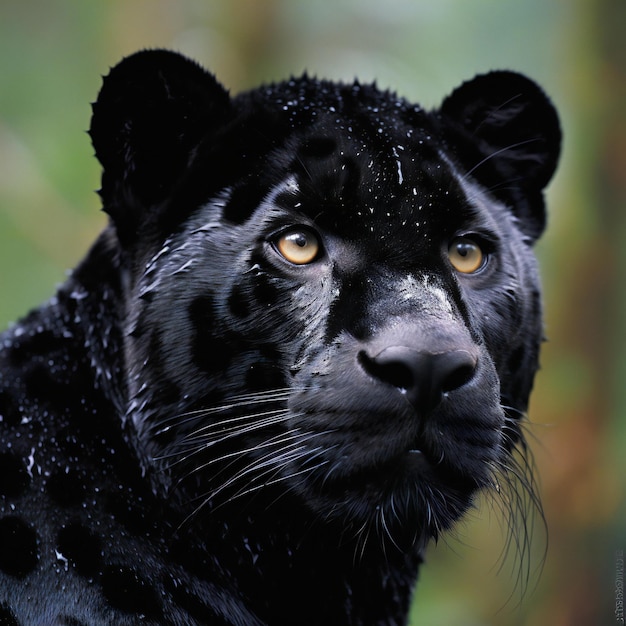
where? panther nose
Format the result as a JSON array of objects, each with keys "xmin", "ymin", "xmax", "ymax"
[{"xmin": 359, "ymin": 346, "xmax": 477, "ymax": 414}]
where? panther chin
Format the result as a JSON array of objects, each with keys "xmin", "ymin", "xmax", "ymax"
[{"xmin": 295, "ymin": 444, "xmax": 481, "ymax": 552}]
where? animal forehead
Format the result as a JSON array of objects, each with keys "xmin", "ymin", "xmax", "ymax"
[
  {"xmin": 222, "ymin": 80, "xmax": 471, "ymax": 233},
  {"xmin": 252, "ymin": 75, "xmax": 447, "ymax": 184},
  {"xmin": 272, "ymin": 129, "xmax": 469, "ymax": 242}
]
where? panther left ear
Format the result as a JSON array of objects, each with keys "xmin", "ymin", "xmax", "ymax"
[
  {"xmin": 440, "ymin": 71, "xmax": 561, "ymax": 241},
  {"xmin": 89, "ymin": 49, "xmax": 233, "ymax": 245}
]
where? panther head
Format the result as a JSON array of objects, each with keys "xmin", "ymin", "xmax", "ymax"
[{"xmin": 89, "ymin": 50, "xmax": 560, "ymax": 553}]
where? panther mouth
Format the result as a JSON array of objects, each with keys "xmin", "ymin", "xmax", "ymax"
[
  {"xmin": 322, "ymin": 439, "xmax": 442, "ymax": 491},
  {"xmin": 396, "ymin": 444, "xmax": 440, "ymax": 473},
  {"xmin": 331, "ymin": 430, "xmax": 483, "ymax": 498}
]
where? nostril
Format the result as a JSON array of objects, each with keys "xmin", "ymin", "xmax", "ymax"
[
  {"xmin": 440, "ymin": 351, "xmax": 477, "ymax": 395},
  {"xmin": 358, "ymin": 346, "xmax": 477, "ymax": 413},
  {"xmin": 358, "ymin": 350, "xmax": 415, "ymax": 393}
]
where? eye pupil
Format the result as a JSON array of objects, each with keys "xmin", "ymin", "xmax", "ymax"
[{"xmin": 292, "ymin": 233, "xmax": 307, "ymax": 247}]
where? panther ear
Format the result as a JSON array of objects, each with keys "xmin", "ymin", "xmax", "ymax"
[
  {"xmin": 89, "ymin": 49, "xmax": 233, "ymax": 244},
  {"xmin": 440, "ymin": 71, "xmax": 561, "ymax": 241}
]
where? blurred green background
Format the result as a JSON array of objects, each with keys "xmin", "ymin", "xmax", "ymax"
[{"xmin": 0, "ymin": 1, "xmax": 624, "ymax": 624}]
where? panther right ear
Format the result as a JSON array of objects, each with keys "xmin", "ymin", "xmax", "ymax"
[{"xmin": 89, "ymin": 49, "xmax": 233, "ymax": 244}]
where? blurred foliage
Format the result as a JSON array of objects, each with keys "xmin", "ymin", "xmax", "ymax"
[{"xmin": 0, "ymin": 1, "xmax": 624, "ymax": 624}]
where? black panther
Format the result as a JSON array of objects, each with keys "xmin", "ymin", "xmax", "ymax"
[{"xmin": 0, "ymin": 50, "xmax": 560, "ymax": 625}]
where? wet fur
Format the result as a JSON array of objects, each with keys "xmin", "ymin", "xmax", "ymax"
[{"xmin": 0, "ymin": 50, "xmax": 560, "ymax": 625}]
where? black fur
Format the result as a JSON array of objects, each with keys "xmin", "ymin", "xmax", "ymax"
[{"xmin": 0, "ymin": 50, "xmax": 560, "ymax": 625}]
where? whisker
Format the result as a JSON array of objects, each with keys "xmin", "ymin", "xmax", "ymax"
[
  {"xmin": 156, "ymin": 412, "xmax": 292, "ymax": 465},
  {"xmin": 170, "ymin": 428, "xmax": 307, "ymax": 489},
  {"xmin": 482, "ymin": 436, "xmax": 546, "ymax": 606},
  {"xmin": 151, "ymin": 388, "xmax": 295, "ymax": 435},
  {"xmin": 181, "ymin": 426, "xmax": 331, "ymax": 495},
  {"xmin": 461, "ymin": 138, "xmax": 543, "ymax": 182},
  {"xmin": 180, "ymin": 433, "xmax": 333, "ymax": 526},
  {"xmin": 177, "ymin": 409, "xmax": 291, "ymax": 446},
  {"xmin": 226, "ymin": 452, "xmax": 332, "ymax": 504},
  {"xmin": 197, "ymin": 430, "xmax": 308, "ymax": 470}
]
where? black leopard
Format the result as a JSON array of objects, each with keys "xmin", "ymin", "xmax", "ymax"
[{"xmin": 0, "ymin": 50, "xmax": 560, "ymax": 625}]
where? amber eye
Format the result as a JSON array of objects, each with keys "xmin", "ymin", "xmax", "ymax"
[
  {"xmin": 447, "ymin": 237, "xmax": 485, "ymax": 274},
  {"xmin": 275, "ymin": 228, "xmax": 321, "ymax": 265}
]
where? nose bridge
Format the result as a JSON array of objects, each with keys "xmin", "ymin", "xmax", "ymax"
[
  {"xmin": 368, "ymin": 272, "xmax": 459, "ymax": 337},
  {"xmin": 364, "ymin": 302, "xmax": 474, "ymax": 361},
  {"xmin": 327, "ymin": 268, "xmax": 465, "ymax": 346}
]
